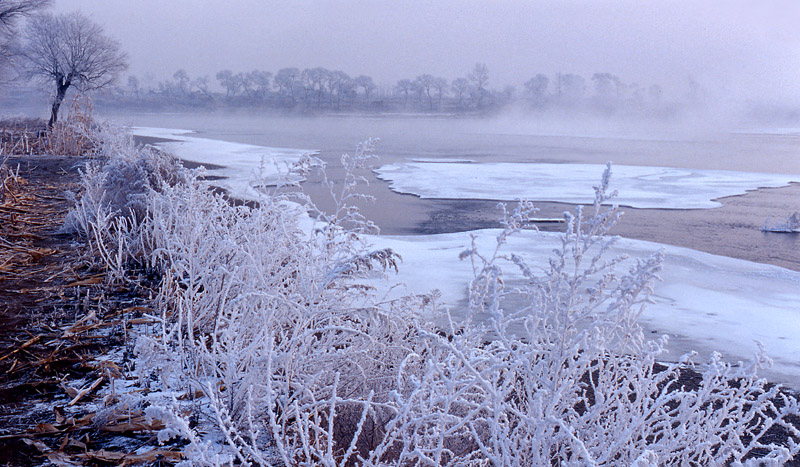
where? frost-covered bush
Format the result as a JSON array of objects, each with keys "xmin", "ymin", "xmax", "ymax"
[
  {"xmin": 67, "ymin": 126, "xmax": 799, "ymax": 465},
  {"xmin": 130, "ymin": 143, "xmax": 442, "ymax": 466},
  {"xmin": 369, "ymin": 166, "xmax": 800, "ymax": 465},
  {"xmin": 62, "ymin": 125, "xmax": 185, "ymax": 279}
]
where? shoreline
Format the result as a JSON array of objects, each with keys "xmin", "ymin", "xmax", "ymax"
[{"xmin": 132, "ymin": 132, "xmax": 800, "ymax": 271}]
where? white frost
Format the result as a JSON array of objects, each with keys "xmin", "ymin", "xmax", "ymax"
[
  {"xmin": 130, "ymin": 129, "xmax": 800, "ymax": 384},
  {"xmin": 368, "ymin": 229, "xmax": 800, "ymax": 386},
  {"xmin": 375, "ymin": 161, "xmax": 800, "ymax": 209},
  {"xmin": 131, "ymin": 127, "xmax": 315, "ymax": 201}
]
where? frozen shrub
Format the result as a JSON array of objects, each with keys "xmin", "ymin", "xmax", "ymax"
[
  {"xmin": 365, "ymin": 165, "xmax": 799, "ymax": 466},
  {"xmin": 65, "ymin": 126, "xmax": 799, "ymax": 465},
  {"xmin": 61, "ymin": 124, "xmax": 185, "ymax": 280}
]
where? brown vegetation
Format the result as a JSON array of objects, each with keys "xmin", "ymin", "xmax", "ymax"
[{"xmin": 0, "ymin": 126, "xmax": 174, "ymax": 466}]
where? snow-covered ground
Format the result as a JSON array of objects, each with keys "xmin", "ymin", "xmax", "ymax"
[
  {"xmin": 375, "ymin": 161, "xmax": 800, "ymax": 209},
  {"xmin": 133, "ymin": 127, "xmax": 800, "ymax": 386},
  {"xmin": 367, "ymin": 229, "xmax": 800, "ymax": 386},
  {"xmin": 131, "ymin": 127, "xmax": 314, "ymax": 200}
]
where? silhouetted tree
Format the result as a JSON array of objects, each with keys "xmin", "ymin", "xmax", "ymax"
[
  {"xmin": 395, "ymin": 78, "xmax": 413, "ymax": 107},
  {"xmin": 556, "ymin": 73, "xmax": 585, "ymax": 101},
  {"xmin": 432, "ymin": 76, "xmax": 448, "ymax": 110},
  {"xmin": 468, "ymin": 63, "xmax": 489, "ymax": 107},
  {"xmin": 248, "ymin": 70, "xmax": 272, "ymax": 99},
  {"xmin": 450, "ymin": 77, "xmax": 469, "ymax": 108},
  {"xmin": 192, "ymin": 75, "xmax": 212, "ymax": 97},
  {"xmin": 354, "ymin": 75, "xmax": 375, "ymax": 105},
  {"xmin": 18, "ymin": 11, "xmax": 127, "ymax": 126},
  {"xmin": 415, "ymin": 74, "xmax": 436, "ymax": 109},
  {"xmin": 173, "ymin": 69, "xmax": 190, "ymax": 95},
  {"xmin": 328, "ymin": 70, "xmax": 352, "ymax": 110},
  {"xmin": 591, "ymin": 73, "xmax": 622, "ymax": 99},
  {"xmin": 126, "ymin": 74, "xmax": 139, "ymax": 97},
  {"xmin": 216, "ymin": 69, "xmax": 237, "ymax": 96},
  {"xmin": 524, "ymin": 74, "xmax": 549, "ymax": 105},
  {"xmin": 274, "ymin": 67, "xmax": 299, "ymax": 106}
]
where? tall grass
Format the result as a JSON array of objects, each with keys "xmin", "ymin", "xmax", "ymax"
[{"xmin": 67, "ymin": 126, "xmax": 799, "ymax": 466}]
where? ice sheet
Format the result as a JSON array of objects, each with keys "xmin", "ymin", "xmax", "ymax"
[
  {"xmin": 375, "ymin": 162, "xmax": 800, "ymax": 209},
  {"xmin": 367, "ymin": 229, "xmax": 800, "ymax": 386},
  {"xmin": 132, "ymin": 127, "xmax": 315, "ymax": 201},
  {"xmin": 130, "ymin": 128, "xmax": 800, "ymax": 385}
]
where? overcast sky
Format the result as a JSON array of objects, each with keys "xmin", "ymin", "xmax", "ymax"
[{"xmin": 53, "ymin": 0, "xmax": 800, "ymax": 103}]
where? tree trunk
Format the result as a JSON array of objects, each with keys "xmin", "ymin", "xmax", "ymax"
[{"xmin": 48, "ymin": 81, "xmax": 70, "ymax": 128}]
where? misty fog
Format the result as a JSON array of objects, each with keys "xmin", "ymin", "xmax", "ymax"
[{"xmin": 2, "ymin": 0, "xmax": 799, "ymax": 268}]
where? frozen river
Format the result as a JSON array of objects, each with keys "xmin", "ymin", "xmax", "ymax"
[
  {"xmin": 112, "ymin": 112, "xmax": 800, "ymax": 385},
  {"xmin": 120, "ymin": 112, "xmax": 800, "ymax": 270}
]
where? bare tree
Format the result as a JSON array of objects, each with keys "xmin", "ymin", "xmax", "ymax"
[
  {"xmin": 414, "ymin": 74, "xmax": 436, "ymax": 109},
  {"xmin": 450, "ymin": 77, "xmax": 469, "ymax": 108},
  {"xmin": 0, "ymin": 0, "xmax": 50, "ymax": 72},
  {"xmin": 248, "ymin": 70, "xmax": 272, "ymax": 100},
  {"xmin": 17, "ymin": 12, "xmax": 127, "ymax": 126},
  {"xmin": 191, "ymin": 75, "xmax": 212, "ymax": 97},
  {"xmin": 0, "ymin": 0, "xmax": 48, "ymax": 26},
  {"xmin": 354, "ymin": 75, "xmax": 375, "ymax": 106},
  {"xmin": 274, "ymin": 67, "xmax": 298, "ymax": 105},
  {"xmin": 126, "ymin": 74, "xmax": 139, "ymax": 97},
  {"xmin": 524, "ymin": 73, "xmax": 549, "ymax": 106},
  {"xmin": 395, "ymin": 78, "xmax": 412, "ymax": 107},
  {"xmin": 172, "ymin": 69, "xmax": 190, "ymax": 95},
  {"xmin": 468, "ymin": 62, "xmax": 489, "ymax": 107},
  {"xmin": 216, "ymin": 69, "xmax": 237, "ymax": 97},
  {"xmin": 432, "ymin": 76, "xmax": 448, "ymax": 110}
]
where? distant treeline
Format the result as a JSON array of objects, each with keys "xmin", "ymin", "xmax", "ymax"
[{"xmin": 83, "ymin": 63, "xmax": 682, "ymax": 116}]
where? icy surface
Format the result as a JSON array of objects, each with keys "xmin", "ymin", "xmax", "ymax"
[
  {"xmin": 132, "ymin": 127, "xmax": 314, "ymax": 201},
  {"xmin": 375, "ymin": 162, "xmax": 800, "ymax": 209},
  {"xmin": 130, "ymin": 129, "xmax": 800, "ymax": 385},
  {"xmin": 367, "ymin": 229, "xmax": 800, "ymax": 386}
]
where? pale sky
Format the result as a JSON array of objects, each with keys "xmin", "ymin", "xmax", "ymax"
[{"xmin": 52, "ymin": 0, "xmax": 800, "ymax": 103}]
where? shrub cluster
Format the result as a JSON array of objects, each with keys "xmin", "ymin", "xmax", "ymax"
[{"xmin": 67, "ymin": 126, "xmax": 799, "ymax": 466}]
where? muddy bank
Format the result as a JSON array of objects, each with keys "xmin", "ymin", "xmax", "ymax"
[{"xmin": 0, "ymin": 154, "xmax": 160, "ymax": 465}]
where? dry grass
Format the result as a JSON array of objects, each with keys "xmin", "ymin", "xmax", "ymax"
[
  {"xmin": 44, "ymin": 95, "xmax": 97, "ymax": 157},
  {"xmin": 0, "ymin": 95, "xmax": 98, "ymax": 159},
  {"xmin": 0, "ymin": 117, "xmax": 47, "ymax": 156}
]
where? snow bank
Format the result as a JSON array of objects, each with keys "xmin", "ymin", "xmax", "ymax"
[
  {"xmin": 375, "ymin": 161, "xmax": 800, "ymax": 209},
  {"xmin": 131, "ymin": 127, "xmax": 314, "ymax": 201},
  {"xmin": 368, "ymin": 229, "xmax": 800, "ymax": 385},
  {"xmin": 130, "ymin": 129, "xmax": 800, "ymax": 384}
]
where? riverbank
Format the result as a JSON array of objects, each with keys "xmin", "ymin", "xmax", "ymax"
[
  {"xmin": 0, "ymin": 153, "xmax": 171, "ymax": 464},
  {"xmin": 3, "ymin": 125, "xmax": 799, "ymax": 464}
]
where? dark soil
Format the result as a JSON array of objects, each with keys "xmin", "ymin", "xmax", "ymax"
[
  {"xmin": 0, "ymin": 155, "xmax": 88, "ymax": 465},
  {"xmin": 0, "ymin": 155, "xmax": 159, "ymax": 466}
]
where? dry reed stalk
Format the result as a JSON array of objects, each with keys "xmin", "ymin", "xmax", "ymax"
[{"xmin": 45, "ymin": 95, "xmax": 97, "ymax": 156}]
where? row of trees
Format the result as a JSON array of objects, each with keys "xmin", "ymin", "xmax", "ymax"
[
  {"xmin": 117, "ymin": 63, "xmax": 670, "ymax": 115},
  {"xmin": 524, "ymin": 72, "xmax": 663, "ymax": 107},
  {"xmin": 0, "ymin": 0, "xmax": 669, "ymax": 119}
]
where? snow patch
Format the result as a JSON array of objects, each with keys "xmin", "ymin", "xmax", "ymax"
[
  {"xmin": 367, "ymin": 229, "xmax": 800, "ymax": 386},
  {"xmin": 131, "ymin": 126, "xmax": 315, "ymax": 201},
  {"xmin": 375, "ymin": 162, "xmax": 800, "ymax": 209}
]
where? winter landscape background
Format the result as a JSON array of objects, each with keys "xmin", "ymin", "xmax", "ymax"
[{"xmin": 2, "ymin": 0, "xmax": 800, "ymax": 464}]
